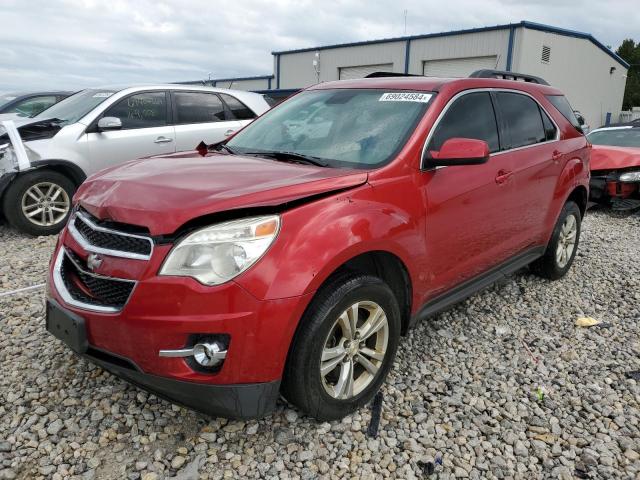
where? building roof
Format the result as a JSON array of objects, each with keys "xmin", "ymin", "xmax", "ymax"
[{"xmin": 271, "ymin": 20, "xmax": 630, "ymax": 70}]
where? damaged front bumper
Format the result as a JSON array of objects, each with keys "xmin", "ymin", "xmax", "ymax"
[{"xmin": 0, "ymin": 120, "xmax": 34, "ymax": 198}]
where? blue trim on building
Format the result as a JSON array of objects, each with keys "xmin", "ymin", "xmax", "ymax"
[
  {"xmin": 276, "ymin": 54, "xmax": 281, "ymax": 89},
  {"xmin": 404, "ymin": 39, "xmax": 411, "ymax": 74},
  {"xmin": 268, "ymin": 77, "xmax": 272, "ymax": 89},
  {"xmin": 271, "ymin": 20, "xmax": 629, "ymax": 70},
  {"xmin": 506, "ymin": 26, "xmax": 515, "ymax": 72}
]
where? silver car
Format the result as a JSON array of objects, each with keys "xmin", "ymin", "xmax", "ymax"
[{"xmin": 0, "ymin": 85, "xmax": 270, "ymax": 235}]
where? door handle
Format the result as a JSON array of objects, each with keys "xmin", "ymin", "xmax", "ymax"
[
  {"xmin": 552, "ymin": 150, "xmax": 562, "ymax": 162},
  {"xmin": 154, "ymin": 136, "xmax": 173, "ymax": 144},
  {"xmin": 495, "ymin": 170, "xmax": 513, "ymax": 184},
  {"xmin": 223, "ymin": 129, "xmax": 236, "ymax": 137}
]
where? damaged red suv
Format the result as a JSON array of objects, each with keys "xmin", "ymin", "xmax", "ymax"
[{"xmin": 46, "ymin": 71, "xmax": 590, "ymax": 420}]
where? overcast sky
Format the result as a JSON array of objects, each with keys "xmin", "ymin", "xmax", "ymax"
[{"xmin": 0, "ymin": 0, "xmax": 637, "ymax": 91}]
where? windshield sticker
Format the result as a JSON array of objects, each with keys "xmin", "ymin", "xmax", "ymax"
[
  {"xmin": 92, "ymin": 92, "xmax": 114, "ymax": 98},
  {"xmin": 379, "ymin": 92, "xmax": 432, "ymax": 103}
]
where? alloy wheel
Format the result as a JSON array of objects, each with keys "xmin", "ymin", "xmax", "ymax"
[
  {"xmin": 21, "ymin": 182, "xmax": 70, "ymax": 227},
  {"xmin": 320, "ymin": 300, "xmax": 389, "ymax": 399},
  {"xmin": 555, "ymin": 214, "xmax": 577, "ymax": 268}
]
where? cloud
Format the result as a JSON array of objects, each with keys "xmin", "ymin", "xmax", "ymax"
[{"xmin": 0, "ymin": 0, "xmax": 637, "ymax": 91}]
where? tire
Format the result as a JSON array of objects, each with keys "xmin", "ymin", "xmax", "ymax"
[
  {"xmin": 282, "ymin": 274, "xmax": 401, "ymax": 421},
  {"xmin": 530, "ymin": 201, "xmax": 582, "ymax": 280},
  {"xmin": 2, "ymin": 170, "xmax": 75, "ymax": 236}
]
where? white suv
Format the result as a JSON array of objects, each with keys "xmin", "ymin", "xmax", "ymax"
[{"xmin": 0, "ymin": 85, "xmax": 270, "ymax": 235}]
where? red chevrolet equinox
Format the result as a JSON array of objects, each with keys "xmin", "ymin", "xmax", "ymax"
[{"xmin": 46, "ymin": 71, "xmax": 590, "ymax": 420}]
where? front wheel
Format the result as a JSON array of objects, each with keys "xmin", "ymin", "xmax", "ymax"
[
  {"xmin": 282, "ymin": 275, "xmax": 401, "ymax": 421},
  {"xmin": 2, "ymin": 170, "xmax": 75, "ymax": 236},
  {"xmin": 530, "ymin": 200, "xmax": 582, "ymax": 280}
]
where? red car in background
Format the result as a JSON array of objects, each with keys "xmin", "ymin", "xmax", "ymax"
[
  {"xmin": 46, "ymin": 71, "xmax": 590, "ymax": 420},
  {"xmin": 588, "ymin": 126, "xmax": 640, "ymax": 210}
]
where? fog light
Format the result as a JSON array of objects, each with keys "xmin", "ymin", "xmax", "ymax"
[
  {"xmin": 192, "ymin": 342, "xmax": 226, "ymax": 367},
  {"xmin": 159, "ymin": 336, "xmax": 228, "ymax": 369}
]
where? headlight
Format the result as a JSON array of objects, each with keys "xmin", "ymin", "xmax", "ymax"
[
  {"xmin": 619, "ymin": 171, "xmax": 640, "ymax": 182},
  {"xmin": 159, "ymin": 215, "xmax": 280, "ymax": 285}
]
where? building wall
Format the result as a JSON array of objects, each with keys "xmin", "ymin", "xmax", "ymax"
[
  {"xmin": 407, "ymin": 29, "xmax": 510, "ymax": 74},
  {"xmin": 513, "ymin": 28, "xmax": 628, "ymax": 127},
  {"xmin": 277, "ymin": 41, "xmax": 406, "ymax": 89},
  {"xmin": 213, "ymin": 78, "xmax": 271, "ymax": 91}
]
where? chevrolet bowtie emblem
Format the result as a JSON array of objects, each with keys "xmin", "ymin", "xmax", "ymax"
[{"xmin": 87, "ymin": 253, "xmax": 103, "ymax": 271}]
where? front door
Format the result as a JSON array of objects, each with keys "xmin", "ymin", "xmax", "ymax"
[
  {"xmin": 86, "ymin": 91, "xmax": 175, "ymax": 175},
  {"xmin": 420, "ymin": 91, "xmax": 518, "ymax": 300}
]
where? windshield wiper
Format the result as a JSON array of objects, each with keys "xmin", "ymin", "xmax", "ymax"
[
  {"xmin": 209, "ymin": 141, "xmax": 237, "ymax": 155},
  {"xmin": 243, "ymin": 150, "xmax": 330, "ymax": 167}
]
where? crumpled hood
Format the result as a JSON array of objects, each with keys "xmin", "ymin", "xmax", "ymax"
[
  {"xmin": 0, "ymin": 117, "xmax": 62, "ymax": 143},
  {"xmin": 591, "ymin": 145, "xmax": 640, "ymax": 172},
  {"xmin": 75, "ymin": 152, "xmax": 368, "ymax": 235}
]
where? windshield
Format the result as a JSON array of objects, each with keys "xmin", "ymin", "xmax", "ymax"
[
  {"xmin": 33, "ymin": 89, "xmax": 117, "ymax": 125},
  {"xmin": 0, "ymin": 93, "xmax": 21, "ymax": 110},
  {"xmin": 227, "ymin": 89, "xmax": 432, "ymax": 168},
  {"xmin": 588, "ymin": 129, "xmax": 640, "ymax": 148}
]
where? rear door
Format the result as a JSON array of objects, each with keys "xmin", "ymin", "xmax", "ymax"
[
  {"xmin": 86, "ymin": 91, "xmax": 175, "ymax": 173},
  {"xmin": 492, "ymin": 91, "xmax": 561, "ymax": 247},
  {"xmin": 421, "ymin": 91, "xmax": 518, "ymax": 298},
  {"xmin": 171, "ymin": 91, "xmax": 242, "ymax": 151}
]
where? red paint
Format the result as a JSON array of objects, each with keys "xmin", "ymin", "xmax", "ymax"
[
  {"xmin": 590, "ymin": 145, "xmax": 640, "ymax": 172},
  {"xmin": 49, "ymin": 77, "xmax": 590, "ymax": 389}
]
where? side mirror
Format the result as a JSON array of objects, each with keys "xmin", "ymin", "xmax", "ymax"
[
  {"xmin": 97, "ymin": 116, "xmax": 122, "ymax": 131},
  {"xmin": 426, "ymin": 138, "xmax": 490, "ymax": 167}
]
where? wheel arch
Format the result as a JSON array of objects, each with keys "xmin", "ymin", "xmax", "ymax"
[
  {"xmin": 566, "ymin": 184, "xmax": 588, "ymax": 218},
  {"xmin": 302, "ymin": 250, "xmax": 413, "ymax": 336},
  {"xmin": 29, "ymin": 160, "xmax": 87, "ymax": 187}
]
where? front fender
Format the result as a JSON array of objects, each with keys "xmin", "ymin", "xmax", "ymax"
[{"xmin": 234, "ymin": 182, "xmax": 423, "ymax": 302}]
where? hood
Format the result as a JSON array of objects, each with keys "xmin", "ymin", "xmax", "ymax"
[
  {"xmin": 591, "ymin": 145, "xmax": 640, "ymax": 171},
  {"xmin": 0, "ymin": 117, "xmax": 62, "ymax": 143},
  {"xmin": 75, "ymin": 152, "xmax": 368, "ymax": 235}
]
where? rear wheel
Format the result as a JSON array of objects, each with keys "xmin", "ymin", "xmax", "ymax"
[
  {"xmin": 282, "ymin": 274, "xmax": 401, "ymax": 420},
  {"xmin": 2, "ymin": 170, "xmax": 75, "ymax": 236},
  {"xmin": 530, "ymin": 201, "xmax": 581, "ymax": 280}
]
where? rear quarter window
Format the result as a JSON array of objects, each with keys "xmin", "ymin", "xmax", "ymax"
[{"xmin": 546, "ymin": 95, "xmax": 581, "ymax": 131}]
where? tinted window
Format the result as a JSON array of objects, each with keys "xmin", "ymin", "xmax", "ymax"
[
  {"xmin": 220, "ymin": 94, "xmax": 256, "ymax": 120},
  {"xmin": 428, "ymin": 92, "xmax": 499, "ymax": 153},
  {"xmin": 540, "ymin": 108, "xmax": 557, "ymax": 141},
  {"xmin": 104, "ymin": 92, "xmax": 167, "ymax": 129},
  {"xmin": 174, "ymin": 92, "xmax": 226, "ymax": 124},
  {"xmin": 496, "ymin": 92, "xmax": 546, "ymax": 149},
  {"xmin": 546, "ymin": 95, "xmax": 581, "ymax": 130}
]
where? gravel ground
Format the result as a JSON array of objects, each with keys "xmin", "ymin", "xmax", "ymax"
[{"xmin": 1, "ymin": 209, "xmax": 639, "ymax": 480}]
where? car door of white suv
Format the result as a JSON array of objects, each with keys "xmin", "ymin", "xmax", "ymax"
[
  {"xmin": 171, "ymin": 91, "xmax": 243, "ymax": 151},
  {"xmin": 86, "ymin": 91, "xmax": 176, "ymax": 174}
]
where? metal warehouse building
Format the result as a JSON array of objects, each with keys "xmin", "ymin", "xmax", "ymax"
[{"xmin": 203, "ymin": 21, "xmax": 629, "ymax": 128}]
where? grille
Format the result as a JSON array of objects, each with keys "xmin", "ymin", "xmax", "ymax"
[
  {"xmin": 72, "ymin": 211, "xmax": 152, "ymax": 257},
  {"xmin": 60, "ymin": 249, "xmax": 135, "ymax": 309}
]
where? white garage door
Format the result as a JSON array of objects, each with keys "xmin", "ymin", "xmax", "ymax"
[
  {"xmin": 339, "ymin": 63, "xmax": 394, "ymax": 80},
  {"xmin": 422, "ymin": 56, "xmax": 498, "ymax": 78}
]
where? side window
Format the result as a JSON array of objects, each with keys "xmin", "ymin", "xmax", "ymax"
[
  {"xmin": 219, "ymin": 94, "xmax": 256, "ymax": 120},
  {"xmin": 174, "ymin": 92, "xmax": 226, "ymax": 124},
  {"xmin": 496, "ymin": 92, "xmax": 546, "ymax": 149},
  {"xmin": 540, "ymin": 107, "xmax": 557, "ymax": 141},
  {"xmin": 546, "ymin": 95, "xmax": 581, "ymax": 130},
  {"xmin": 8, "ymin": 96, "xmax": 57, "ymax": 116},
  {"xmin": 428, "ymin": 92, "xmax": 500, "ymax": 153},
  {"xmin": 104, "ymin": 92, "xmax": 168, "ymax": 130}
]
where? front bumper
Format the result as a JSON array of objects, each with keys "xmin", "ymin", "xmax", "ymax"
[
  {"xmin": 46, "ymin": 221, "xmax": 313, "ymax": 418},
  {"xmin": 46, "ymin": 297, "xmax": 283, "ymax": 419}
]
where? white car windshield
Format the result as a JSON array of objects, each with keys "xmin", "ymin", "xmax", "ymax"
[
  {"xmin": 33, "ymin": 89, "xmax": 117, "ymax": 125},
  {"xmin": 588, "ymin": 129, "xmax": 640, "ymax": 148},
  {"xmin": 227, "ymin": 89, "xmax": 433, "ymax": 169}
]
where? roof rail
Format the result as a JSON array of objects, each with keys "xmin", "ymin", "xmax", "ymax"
[
  {"xmin": 469, "ymin": 69, "xmax": 550, "ymax": 85},
  {"xmin": 364, "ymin": 72, "xmax": 421, "ymax": 78}
]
